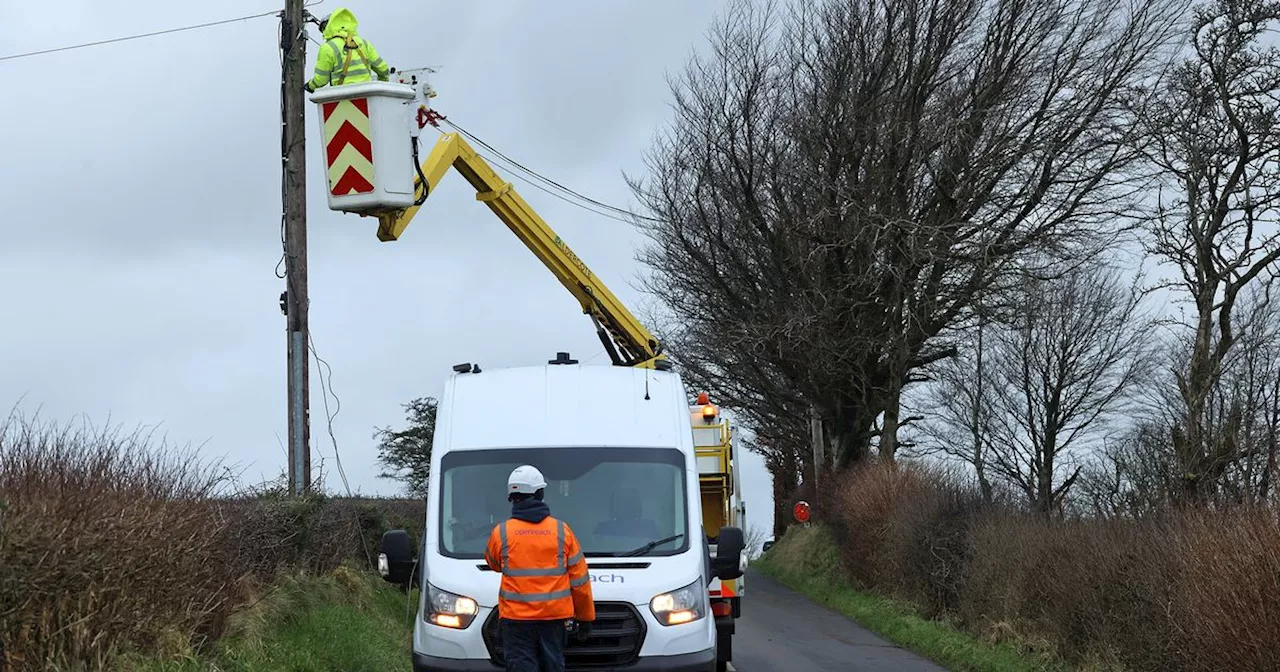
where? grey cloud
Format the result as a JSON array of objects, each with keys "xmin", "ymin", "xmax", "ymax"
[{"xmin": 2, "ymin": 0, "xmax": 771, "ymax": 536}]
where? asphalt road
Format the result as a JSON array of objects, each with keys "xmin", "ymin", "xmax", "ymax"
[{"xmin": 728, "ymin": 572, "xmax": 947, "ymax": 672}]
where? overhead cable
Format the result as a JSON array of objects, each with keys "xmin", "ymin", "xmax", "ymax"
[
  {"xmin": 0, "ymin": 2, "xmax": 322, "ymax": 63},
  {"xmin": 441, "ymin": 119, "xmax": 666, "ymax": 225},
  {"xmin": 471, "ymin": 146, "xmax": 640, "ymax": 226}
]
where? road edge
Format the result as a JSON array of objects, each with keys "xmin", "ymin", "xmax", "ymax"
[{"xmin": 754, "ymin": 541, "xmax": 1067, "ymax": 672}]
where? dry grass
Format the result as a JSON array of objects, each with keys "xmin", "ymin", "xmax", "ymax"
[{"xmin": 0, "ymin": 414, "xmax": 424, "ymax": 671}]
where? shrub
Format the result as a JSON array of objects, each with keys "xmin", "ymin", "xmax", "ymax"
[
  {"xmin": 0, "ymin": 416, "xmax": 237, "ymax": 669},
  {"xmin": 962, "ymin": 513, "xmax": 1180, "ymax": 668},
  {"xmin": 1168, "ymin": 511, "xmax": 1280, "ymax": 672},
  {"xmin": 826, "ymin": 463, "xmax": 985, "ymax": 616},
  {"xmin": 0, "ymin": 413, "xmax": 428, "ymax": 670},
  {"xmin": 811, "ymin": 461, "xmax": 1280, "ymax": 671}
]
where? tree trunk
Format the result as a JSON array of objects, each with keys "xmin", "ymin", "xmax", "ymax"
[
  {"xmin": 1261, "ymin": 385, "xmax": 1279, "ymax": 504},
  {"xmin": 769, "ymin": 447, "xmax": 803, "ymax": 538},
  {"xmin": 880, "ymin": 382, "xmax": 902, "ymax": 464},
  {"xmin": 973, "ymin": 316, "xmax": 994, "ymax": 502},
  {"xmin": 1176, "ymin": 291, "xmax": 1219, "ymax": 506},
  {"xmin": 1037, "ymin": 439, "xmax": 1056, "ymax": 516},
  {"xmin": 832, "ymin": 402, "xmax": 876, "ymax": 467},
  {"xmin": 771, "ymin": 469, "xmax": 792, "ymax": 538}
]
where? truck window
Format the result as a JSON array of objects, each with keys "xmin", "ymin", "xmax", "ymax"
[{"xmin": 439, "ymin": 447, "xmax": 690, "ymax": 558}]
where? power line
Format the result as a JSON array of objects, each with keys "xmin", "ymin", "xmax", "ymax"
[
  {"xmin": 0, "ymin": 10, "xmax": 288, "ymax": 63},
  {"xmin": 441, "ymin": 119, "xmax": 666, "ymax": 225},
  {"xmin": 470, "ymin": 144, "xmax": 640, "ymax": 226},
  {"xmin": 583, "ymin": 349, "xmax": 611, "ymax": 364},
  {"xmin": 459, "ymin": 122, "xmax": 660, "ymax": 223},
  {"xmin": 469, "ymin": 142, "xmax": 647, "ymax": 225},
  {"xmin": 0, "ymin": 0, "xmax": 325, "ymax": 64}
]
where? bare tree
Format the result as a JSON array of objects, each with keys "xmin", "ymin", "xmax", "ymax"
[
  {"xmin": 986, "ymin": 262, "xmax": 1158, "ymax": 514},
  {"xmin": 734, "ymin": 419, "xmax": 814, "ymax": 539},
  {"xmin": 1073, "ymin": 420, "xmax": 1182, "ymax": 517},
  {"xmin": 919, "ymin": 262, "xmax": 1157, "ymax": 514},
  {"xmin": 633, "ymin": 0, "xmax": 1187, "ymax": 475},
  {"xmin": 743, "ymin": 524, "xmax": 771, "ymax": 560},
  {"xmin": 1074, "ymin": 287, "xmax": 1280, "ymax": 514},
  {"xmin": 1223, "ymin": 293, "xmax": 1280, "ymax": 504},
  {"xmin": 1134, "ymin": 0, "xmax": 1280, "ymax": 504},
  {"xmin": 1176, "ymin": 288, "xmax": 1280, "ymax": 504},
  {"xmin": 913, "ymin": 315, "xmax": 999, "ymax": 502}
]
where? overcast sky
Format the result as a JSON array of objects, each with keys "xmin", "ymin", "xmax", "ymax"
[{"xmin": 1, "ymin": 1, "xmax": 776, "ymax": 538}]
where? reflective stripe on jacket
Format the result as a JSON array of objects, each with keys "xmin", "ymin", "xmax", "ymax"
[{"xmin": 485, "ymin": 517, "xmax": 596, "ymax": 622}]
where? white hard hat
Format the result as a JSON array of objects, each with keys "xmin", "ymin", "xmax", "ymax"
[{"xmin": 508, "ymin": 465, "xmax": 547, "ymax": 495}]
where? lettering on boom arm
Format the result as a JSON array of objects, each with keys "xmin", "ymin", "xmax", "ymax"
[{"xmin": 553, "ymin": 236, "xmax": 593, "ymax": 281}]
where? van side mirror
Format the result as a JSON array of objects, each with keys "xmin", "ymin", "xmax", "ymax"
[
  {"xmin": 711, "ymin": 526, "xmax": 745, "ymax": 580},
  {"xmin": 379, "ymin": 529, "xmax": 416, "ymax": 586}
]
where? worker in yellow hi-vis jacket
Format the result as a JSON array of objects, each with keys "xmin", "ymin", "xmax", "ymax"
[{"xmin": 305, "ymin": 8, "xmax": 390, "ymax": 93}]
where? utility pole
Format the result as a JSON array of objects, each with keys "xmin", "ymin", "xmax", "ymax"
[
  {"xmin": 281, "ymin": 0, "xmax": 311, "ymax": 495},
  {"xmin": 809, "ymin": 404, "xmax": 824, "ymax": 488}
]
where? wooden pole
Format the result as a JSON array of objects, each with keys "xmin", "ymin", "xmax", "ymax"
[
  {"xmin": 282, "ymin": 0, "xmax": 311, "ymax": 495},
  {"xmin": 810, "ymin": 404, "xmax": 824, "ymax": 487}
]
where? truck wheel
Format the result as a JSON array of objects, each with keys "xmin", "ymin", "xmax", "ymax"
[{"xmin": 716, "ymin": 631, "xmax": 732, "ymax": 672}]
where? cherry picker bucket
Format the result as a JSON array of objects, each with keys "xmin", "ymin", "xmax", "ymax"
[{"xmin": 309, "ymin": 82, "xmax": 416, "ymax": 214}]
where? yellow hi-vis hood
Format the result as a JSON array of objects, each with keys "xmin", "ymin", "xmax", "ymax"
[{"xmin": 322, "ymin": 8, "xmax": 359, "ymax": 40}]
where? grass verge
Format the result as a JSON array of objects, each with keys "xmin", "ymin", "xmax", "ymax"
[
  {"xmin": 754, "ymin": 525, "xmax": 1067, "ymax": 672},
  {"xmin": 128, "ymin": 566, "xmax": 418, "ymax": 672}
]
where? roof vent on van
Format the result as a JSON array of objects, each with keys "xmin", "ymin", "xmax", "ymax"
[
  {"xmin": 453, "ymin": 362, "xmax": 481, "ymax": 374},
  {"xmin": 548, "ymin": 352, "xmax": 578, "ymax": 365}
]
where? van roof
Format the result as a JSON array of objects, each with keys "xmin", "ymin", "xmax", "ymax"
[{"xmin": 439, "ymin": 364, "xmax": 691, "ymax": 451}]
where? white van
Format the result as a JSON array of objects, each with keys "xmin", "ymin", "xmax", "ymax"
[{"xmin": 379, "ymin": 355, "xmax": 746, "ymax": 672}]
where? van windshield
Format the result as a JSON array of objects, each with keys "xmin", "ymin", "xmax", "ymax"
[{"xmin": 438, "ymin": 447, "xmax": 690, "ymax": 559}]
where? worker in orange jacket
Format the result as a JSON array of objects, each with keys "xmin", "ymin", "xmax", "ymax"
[{"xmin": 485, "ymin": 465, "xmax": 595, "ymax": 672}]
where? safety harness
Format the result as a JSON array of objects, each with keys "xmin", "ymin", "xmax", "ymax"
[{"xmin": 335, "ymin": 33, "xmax": 369, "ymax": 85}]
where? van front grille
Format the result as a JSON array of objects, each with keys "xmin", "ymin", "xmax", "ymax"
[{"xmin": 482, "ymin": 602, "xmax": 646, "ymax": 669}]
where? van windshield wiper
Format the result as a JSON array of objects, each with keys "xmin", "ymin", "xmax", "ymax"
[{"xmin": 620, "ymin": 534, "xmax": 685, "ymax": 557}]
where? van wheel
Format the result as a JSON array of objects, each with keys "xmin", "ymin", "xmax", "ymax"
[{"xmin": 716, "ymin": 632, "xmax": 732, "ymax": 672}]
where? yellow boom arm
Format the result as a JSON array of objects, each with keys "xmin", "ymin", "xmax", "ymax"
[{"xmin": 374, "ymin": 133, "xmax": 667, "ymax": 369}]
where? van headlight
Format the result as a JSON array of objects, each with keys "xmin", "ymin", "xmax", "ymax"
[
  {"xmin": 649, "ymin": 580, "xmax": 706, "ymax": 626},
  {"xmin": 426, "ymin": 584, "xmax": 479, "ymax": 629}
]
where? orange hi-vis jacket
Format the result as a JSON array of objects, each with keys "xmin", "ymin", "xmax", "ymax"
[{"xmin": 485, "ymin": 516, "xmax": 596, "ymax": 622}]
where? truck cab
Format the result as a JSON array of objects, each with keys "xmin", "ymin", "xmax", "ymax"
[{"xmin": 379, "ymin": 358, "xmax": 745, "ymax": 671}]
